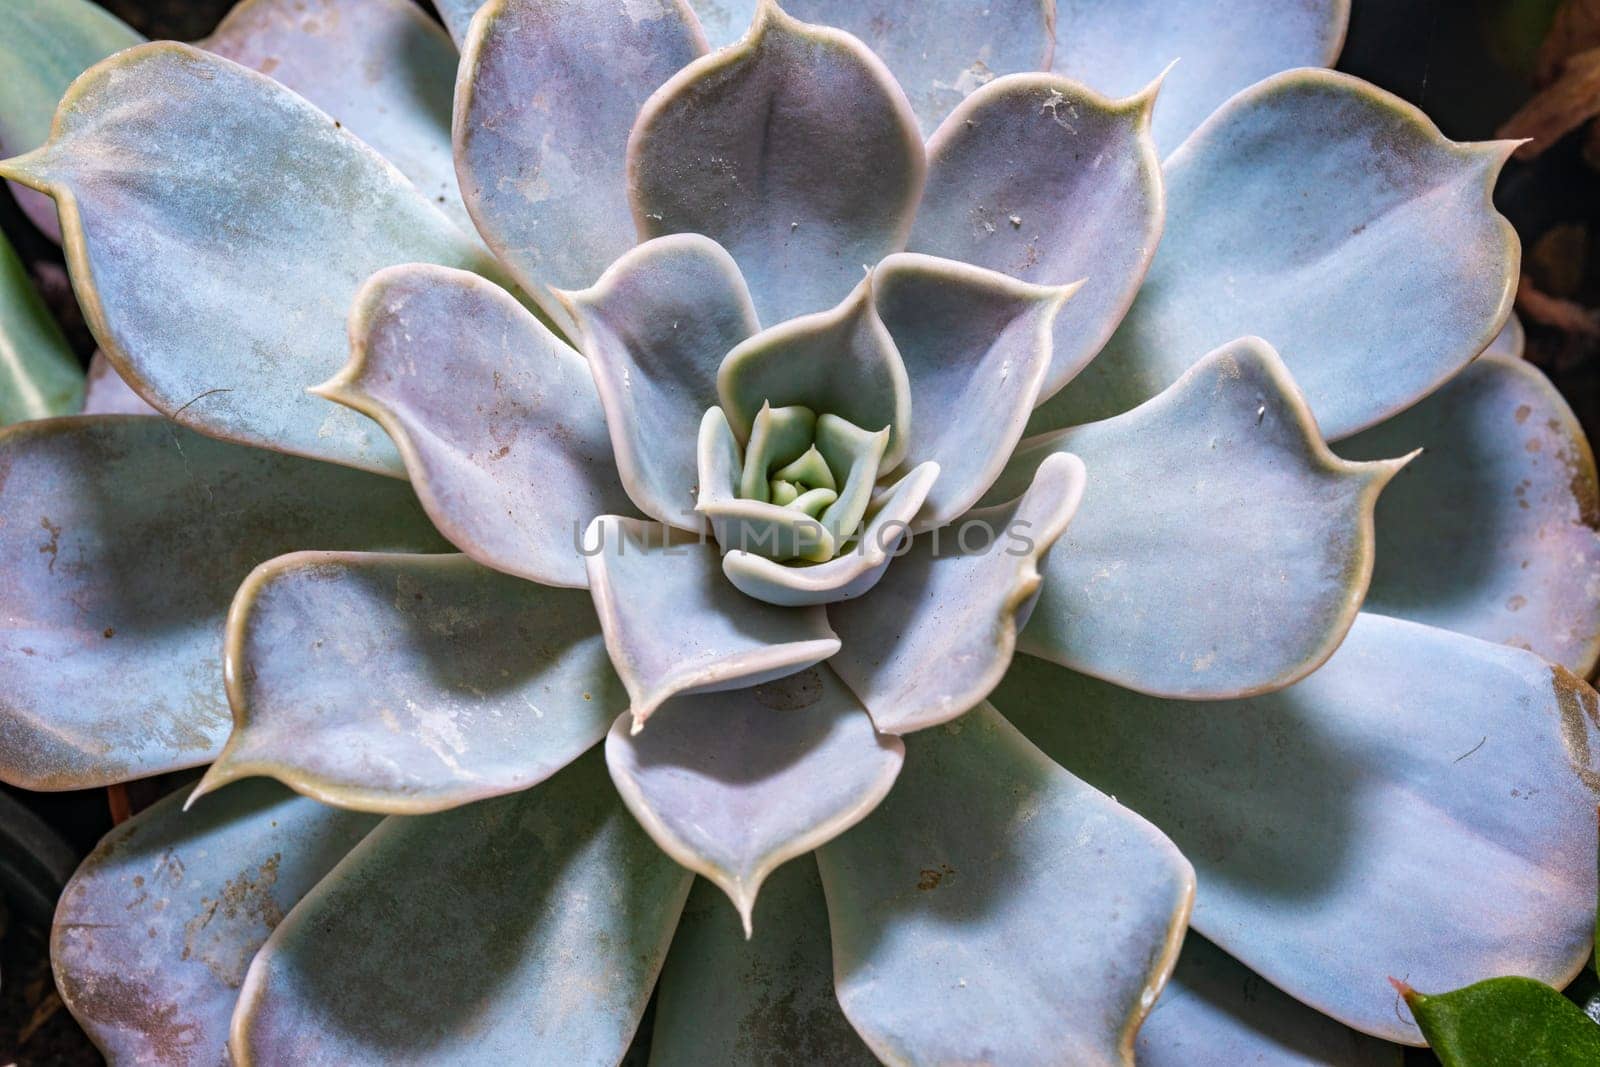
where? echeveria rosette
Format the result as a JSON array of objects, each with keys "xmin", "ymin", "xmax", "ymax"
[{"xmin": 0, "ymin": 1, "xmax": 1596, "ymax": 1064}]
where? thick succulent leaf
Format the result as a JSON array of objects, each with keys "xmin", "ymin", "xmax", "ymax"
[
  {"xmin": 874, "ymin": 254, "xmax": 1074, "ymax": 528},
  {"xmin": 1038, "ymin": 70, "xmax": 1517, "ymax": 441},
  {"xmin": 1340, "ymin": 353, "xmax": 1600, "ymax": 677},
  {"xmin": 683, "ymin": 0, "xmax": 757, "ymax": 46},
  {"xmin": 81, "ymin": 352, "xmax": 158, "ymax": 416},
  {"xmin": 911, "ymin": 74, "xmax": 1163, "ymax": 402},
  {"xmin": 204, "ymin": 0, "xmax": 470, "ymax": 231},
  {"xmin": 0, "ymin": 227, "xmax": 81, "ymax": 423},
  {"xmin": 53, "ymin": 781, "xmax": 377, "ymax": 1067},
  {"xmin": 779, "ymin": 0, "xmax": 1054, "ymax": 134},
  {"xmin": 697, "ymin": 406, "xmax": 838, "ymax": 563},
  {"xmin": 324, "ymin": 264, "xmax": 632, "ymax": 588},
  {"xmin": 0, "ymin": 417, "xmax": 445, "ymax": 790},
  {"xmin": 1399, "ymin": 977, "xmax": 1600, "ymax": 1066},
  {"xmin": 996, "ymin": 338, "xmax": 1403, "ymax": 700},
  {"xmin": 735, "ymin": 404, "xmax": 819, "ymax": 504},
  {"xmin": 607, "ymin": 665, "xmax": 901, "ymax": 932},
  {"xmin": 628, "ymin": 1, "xmax": 926, "ymax": 325},
  {"xmin": 456, "ymin": 0, "xmax": 705, "ymax": 313},
  {"xmin": 1486, "ymin": 312, "xmax": 1526, "ymax": 359},
  {"xmin": 997, "ymin": 613, "xmax": 1600, "ymax": 1044},
  {"xmin": 829, "ymin": 452, "xmax": 1085, "ymax": 734},
  {"xmin": 0, "ymin": 0, "xmax": 141, "ymax": 240},
  {"xmin": 561, "ymin": 235, "xmax": 760, "ymax": 530},
  {"xmin": 585, "ymin": 515, "xmax": 840, "ymax": 730},
  {"xmin": 1052, "ymin": 0, "xmax": 1349, "ymax": 154},
  {"xmin": 717, "ymin": 276, "xmax": 911, "ymax": 472},
  {"xmin": 0, "ymin": 43, "xmax": 507, "ymax": 475},
  {"xmin": 650, "ymin": 862, "xmax": 877, "ymax": 1066},
  {"xmin": 722, "ymin": 461, "xmax": 940, "ymax": 607},
  {"xmin": 433, "ymin": 0, "xmax": 483, "ymax": 45},
  {"xmin": 813, "ymin": 415, "xmax": 889, "ymax": 548},
  {"xmin": 1137, "ymin": 934, "xmax": 1402, "ymax": 1067},
  {"xmin": 232, "ymin": 751, "xmax": 692, "ymax": 1064},
  {"xmin": 195, "ymin": 552, "xmax": 621, "ymax": 814},
  {"xmin": 817, "ymin": 703, "xmax": 1195, "ymax": 1065}
]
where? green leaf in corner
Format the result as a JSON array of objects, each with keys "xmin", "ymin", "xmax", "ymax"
[{"xmin": 1397, "ymin": 976, "xmax": 1600, "ymax": 1066}]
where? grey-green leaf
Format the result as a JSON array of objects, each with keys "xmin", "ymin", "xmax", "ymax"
[
  {"xmin": 53, "ymin": 782, "xmax": 377, "ymax": 1067},
  {"xmin": 0, "ymin": 42, "xmax": 508, "ymax": 474},
  {"xmin": 0, "ymin": 417, "xmax": 446, "ymax": 790},
  {"xmin": 0, "ymin": 0, "xmax": 141, "ymax": 238},
  {"xmin": 232, "ymin": 751, "xmax": 692, "ymax": 1064}
]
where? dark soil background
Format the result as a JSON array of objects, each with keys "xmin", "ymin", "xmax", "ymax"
[{"xmin": 1, "ymin": 0, "xmax": 1595, "ymax": 1063}]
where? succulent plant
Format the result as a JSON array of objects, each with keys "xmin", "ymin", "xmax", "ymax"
[{"xmin": 3, "ymin": 0, "xmax": 1600, "ymax": 1063}]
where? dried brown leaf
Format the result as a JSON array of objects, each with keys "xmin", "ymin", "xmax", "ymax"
[{"xmin": 1501, "ymin": 45, "xmax": 1600, "ymax": 159}]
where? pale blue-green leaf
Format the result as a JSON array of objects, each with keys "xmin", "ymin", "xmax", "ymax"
[
  {"xmin": 684, "ymin": 0, "xmax": 758, "ymax": 47},
  {"xmin": 54, "ymin": 781, "xmax": 377, "ymax": 1067},
  {"xmin": 650, "ymin": 863, "xmax": 877, "ymax": 1066},
  {"xmin": 829, "ymin": 452, "xmax": 1085, "ymax": 734},
  {"xmin": 561, "ymin": 235, "xmax": 759, "ymax": 530},
  {"xmin": 204, "ymin": 0, "xmax": 470, "ymax": 231},
  {"xmin": 1036, "ymin": 70, "xmax": 1517, "ymax": 441},
  {"xmin": 996, "ymin": 338, "xmax": 1402, "ymax": 700},
  {"xmin": 996, "ymin": 613, "xmax": 1600, "ymax": 1044},
  {"xmin": 1340, "ymin": 353, "xmax": 1600, "ymax": 677},
  {"xmin": 0, "ymin": 0, "xmax": 141, "ymax": 239},
  {"xmin": 717, "ymin": 275, "xmax": 910, "ymax": 471},
  {"xmin": 0, "ymin": 417, "xmax": 446, "ymax": 790},
  {"xmin": 874, "ymin": 253, "xmax": 1073, "ymax": 528},
  {"xmin": 584, "ymin": 515, "xmax": 840, "ymax": 730},
  {"xmin": 1486, "ymin": 311, "xmax": 1526, "ymax": 360},
  {"xmin": 325, "ymin": 264, "xmax": 632, "ymax": 588},
  {"xmin": 779, "ymin": 0, "xmax": 1054, "ymax": 133},
  {"xmin": 456, "ymin": 0, "xmax": 705, "ymax": 314},
  {"xmin": 696, "ymin": 406, "xmax": 838, "ymax": 563},
  {"xmin": 628, "ymin": 1, "xmax": 925, "ymax": 325},
  {"xmin": 817, "ymin": 702, "xmax": 1194, "ymax": 1065},
  {"xmin": 721, "ymin": 461, "xmax": 939, "ymax": 607},
  {"xmin": 607, "ymin": 665, "xmax": 901, "ymax": 932},
  {"xmin": 232, "ymin": 750, "xmax": 692, "ymax": 1065},
  {"xmin": 1136, "ymin": 934, "xmax": 1403, "ymax": 1067},
  {"xmin": 194, "ymin": 552, "xmax": 621, "ymax": 814},
  {"xmin": 813, "ymin": 414, "xmax": 889, "ymax": 549},
  {"xmin": 912, "ymin": 73, "xmax": 1162, "ymax": 403},
  {"xmin": 433, "ymin": 0, "xmax": 483, "ymax": 45},
  {"xmin": 81, "ymin": 352, "xmax": 157, "ymax": 416},
  {"xmin": 0, "ymin": 226, "xmax": 81, "ymax": 423},
  {"xmin": 1052, "ymin": 0, "xmax": 1348, "ymax": 154},
  {"xmin": 0, "ymin": 43, "xmax": 508, "ymax": 474}
]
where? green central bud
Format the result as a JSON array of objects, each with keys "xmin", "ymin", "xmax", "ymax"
[{"xmin": 697, "ymin": 401, "xmax": 891, "ymax": 566}]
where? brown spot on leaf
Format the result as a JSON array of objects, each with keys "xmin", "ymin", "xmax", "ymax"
[
  {"xmin": 754, "ymin": 667, "xmax": 824, "ymax": 711},
  {"xmin": 38, "ymin": 516, "xmax": 60, "ymax": 573},
  {"xmin": 916, "ymin": 863, "xmax": 955, "ymax": 891},
  {"xmin": 180, "ymin": 853, "xmax": 285, "ymax": 988},
  {"xmin": 55, "ymin": 970, "xmax": 201, "ymax": 1065},
  {"xmin": 1552, "ymin": 665, "xmax": 1600, "ymax": 791}
]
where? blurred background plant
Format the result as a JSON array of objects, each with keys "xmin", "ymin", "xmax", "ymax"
[{"xmin": 2, "ymin": 0, "xmax": 1598, "ymax": 1063}]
